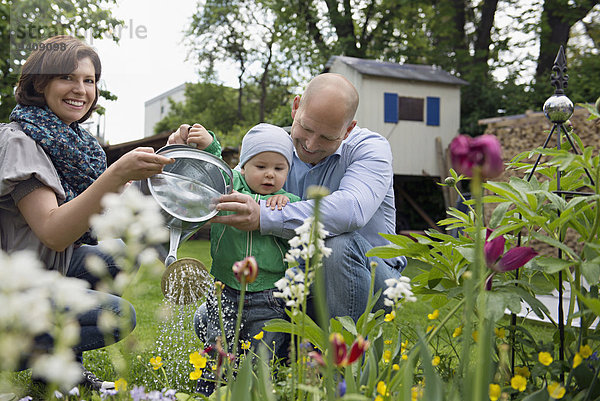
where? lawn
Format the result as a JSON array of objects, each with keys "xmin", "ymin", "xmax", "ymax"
[{"xmin": 2, "ymin": 239, "xmax": 556, "ymax": 399}]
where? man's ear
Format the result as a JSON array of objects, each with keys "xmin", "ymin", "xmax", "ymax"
[
  {"xmin": 291, "ymin": 95, "xmax": 301, "ymax": 119},
  {"xmin": 344, "ymin": 120, "xmax": 357, "ymax": 140}
]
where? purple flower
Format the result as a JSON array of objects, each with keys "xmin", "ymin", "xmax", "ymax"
[
  {"xmin": 130, "ymin": 385, "xmax": 146, "ymax": 401},
  {"xmin": 484, "ymin": 229, "xmax": 537, "ymax": 289},
  {"xmin": 232, "ymin": 256, "xmax": 259, "ymax": 284},
  {"xmin": 337, "ymin": 379, "xmax": 347, "ymax": 397},
  {"xmin": 450, "ymin": 134, "xmax": 504, "ymax": 179}
]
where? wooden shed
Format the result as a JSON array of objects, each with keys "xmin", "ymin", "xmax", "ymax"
[{"xmin": 324, "ymin": 56, "xmax": 468, "ymax": 177}]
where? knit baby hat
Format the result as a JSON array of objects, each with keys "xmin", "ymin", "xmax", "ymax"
[{"xmin": 239, "ymin": 123, "xmax": 293, "ymax": 167}]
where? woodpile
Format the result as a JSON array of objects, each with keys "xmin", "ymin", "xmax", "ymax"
[{"xmin": 479, "ymin": 106, "xmax": 600, "ymax": 257}]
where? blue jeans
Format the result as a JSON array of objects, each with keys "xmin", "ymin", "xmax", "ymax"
[
  {"xmin": 23, "ymin": 242, "xmax": 136, "ymax": 370},
  {"xmin": 193, "ymin": 285, "xmax": 289, "ymax": 359},
  {"xmin": 315, "ymin": 232, "xmax": 404, "ymax": 321}
]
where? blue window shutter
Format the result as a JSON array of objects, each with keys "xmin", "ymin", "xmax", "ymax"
[
  {"xmin": 384, "ymin": 93, "xmax": 398, "ymax": 123},
  {"xmin": 426, "ymin": 97, "xmax": 440, "ymax": 126}
]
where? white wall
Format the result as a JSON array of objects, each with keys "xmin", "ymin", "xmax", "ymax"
[
  {"xmin": 329, "ymin": 62, "xmax": 461, "ymax": 176},
  {"xmin": 143, "ymin": 84, "xmax": 187, "ymax": 138}
]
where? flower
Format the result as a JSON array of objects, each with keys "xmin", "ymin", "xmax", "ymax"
[
  {"xmin": 449, "ymin": 134, "xmax": 504, "ymax": 179},
  {"xmin": 189, "ymin": 351, "xmax": 207, "ymax": 369},
  {"xmin": 346, "ymin": 336, "xmax": 369, "ymax": 365},
  {"xmin": 580, "ymin": 344, "xmax": 593, "ymax": 358},
  {"xmin": 337, "ymin": 379, "xmax": 346, "ymax": 397},
  {"xmin": 129, "ymin": 386, "xmax": 146, "ymax": 401},
  {"xmin": 241, "ymin": 340, "xmax": 251, "ymax": 350},
  {"xmin": 432, "ymin": 356, "xmax": 440, "ymax": 366},
  {"xmin": 411, "ymin": 385, "xmax": 423, "ymax": 401},
  {"xmin": 384, "ymin": 310, "xmax": 396, "ymax": 322},
  {"xmin": 472, "ymin": 330, "xmax": 479, "ymax": 342},
  {"xmin": 377, "ymin": 381, "xmax": 388, "ymax": 396},
  {"xmin": 232, "ymin": 256, "xmax": 258, "ymax": 284},
  {"xmin": 573, "ymin": 352, "xmax": 583, "ymax": 368},
  {"xmin": 538, "ymin": 351, "xmax": 553, "ymax": 366},
  {"xmin": 190, "ymin": 367, "xmax": 203, "ymax": 381},
  {"xmin": 383, "ymin": 276, "xmax": 417, "ymax": 307},
  {"xmin": 149, "ymin": 356, "xmax": 163, "ymax": 370},
  {"xmin": 494, "ymin": 327, "xmax": 506, "ymax": 339},
  {"xmin": 115, "ymin": 378, "xmax": 127, "ymax": 392},
  {"xmin": 515, "ymin": 366, "xmax": 530, "ymax": 378},
  {"xmin": 330, "ymin": 333, "xmax": 347, "ymax": 366},
  {"xmin": 484, "ymin": 229, "xmax": 537, "ymax": 290},
  {"xmin": 427, "ymin": 309, "xmax": 439, "ymax": 320},
  {"xmin": 489, "ymin": 383, "xmax": 501, "ymax": 401},
  {"xmin": 383, "ymin": 349, "xmax": 392, "ymax": 363},
  {"xmin": 274, "ymin": 268, "xmax": 311, "ymax": 312},
  {"xmin": 452, "ymin": 326, "xmax": 463, "ymax": 337},
  {"xmin": 253, "ymin": 331, "xmax": 264, "ymax": 340},
  {"xmin": 547, "ymin": 382, "xmax": 566, "ymax": 399},
  {"xmin": 426, "ymin": 325, "xmax": 435, "ymax": 333},
  {"xmin": 510, "ymin": 375, "xmax": 527, "ymax": 392},
  {"xmin": 393, "ymin": 364, "xmax": 400, "ymax": 370}
]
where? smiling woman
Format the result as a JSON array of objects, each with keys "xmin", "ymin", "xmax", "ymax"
[{"xmin": 0, "ymin": 35, "xmax": 175, "ymax": 391}]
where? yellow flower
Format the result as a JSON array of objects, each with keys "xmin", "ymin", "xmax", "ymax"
[
  {"xmin": 189, "ymin": 352, "xmax": 207, "ymax": 369},
  {"xmin": 427, "ymin": 309, "xmax": 439, "ymax": 320},
  {"xmin": 393, "ymin": 363, "xmax": 400, "ymax": 371},
  {"xmin": 411, "ymin": 386, "xmax": 423, "ymax": 401},
  {"xmin": 472, "ymin": 330, "xmax": 479, "ymax": 342},
  {"xmin": 375, "ymin": 396, "xmax": 383, "ymax": 401},
  {"xmin": 538, "ymin": 351, "xmax": 553, "ymax": 366},
  {"xmin": 241, "ymin": 340, "xmax": 251, "ymax": 350},
  {"xmin": 150, "ymin": 356, "xmax": 163, "ymax": 370},
  {"xmin": 377, "ymin": 381, "xmax": 387, "ymax": 395},
  {"xmin": 190, "ymin": 367, "xmax": 203, "ymax": 381},
  {"xmin": 494, "ymin": 327, "xmax": 506, "ymax": 339},
  {"xmin": 432, "ymin": 356, "xmax": 440, "ymax": 366},
  {"xmin": 547, "ymin": 381, "xmax": 566, "ymax": 399},
  {"xmin": 573, "ymin": 352, "xmax": 583, "ymax": 368},
  {"xmin": 253, "ymin": 331, "xmax": 264, "ymax": 340},
  {"xmin": 385, "ymin": 310, "xmax": 396, "ymax": 322},
  {"xmin": 402, "ymin": 354, "xmax": 408, "ymax": 360},
  {"xmin": 452, "ymin": 326, "xmax": 463, "ymax": 338},
  {"xmin": 510, "ymin": 375, "xmax": 527, "ymax": 392},
  {"xmin": 515, "ymin": 366, "xmax": 530, "ymax": 378},
  {"xmin": 115, "ymin": 378, "xmax": 127, "ymax": 392},
  {"xmin": 383, "ymin": 349, "xmax": 392, "ymax": 363},
  {"xmin": 580, "ymin": 344, "xmax": 593, "ymax": 359},
  {"xmin": 489, "ymin": 383, "xmax": 501, "ymax": 401},
  {"xmin": 426, "ymin": 325, "xmax": 435, "ymax": 333},
  {"xmin": 384, "ymin": 339, "xmax": 393, "ymax": 345}
]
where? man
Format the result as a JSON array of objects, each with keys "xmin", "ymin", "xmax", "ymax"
[{"xmin": 172, "ymin": 73, "xmax": 405, "ymax": 321}]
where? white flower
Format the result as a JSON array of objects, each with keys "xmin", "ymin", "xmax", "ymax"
[
  {"xmin": 383, "ymin": 277, "xmax": 417, "ymax": 307},
  {"xmin": 32, "ymin": 350, "xmax": 83, "ymax": 390}
]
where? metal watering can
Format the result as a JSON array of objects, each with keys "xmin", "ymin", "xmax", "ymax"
[{"xmin": 141, "ymin": 144, "xmax": 233, "ymax": 305}]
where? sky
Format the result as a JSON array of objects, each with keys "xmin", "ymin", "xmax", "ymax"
[{"xmin": 88, "ymin": 0, "xmax": 236, "ymax": 145}]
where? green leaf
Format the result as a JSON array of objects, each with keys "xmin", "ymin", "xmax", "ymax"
[
  {"xmin": 573, "ymin": 287, "xmax": 600, "ymax": 318},
  {"xmin": 366, "ymin": 245, "xmax": 405, "ymax": 259},
  {"xmin": 534, "ymin": 257, "xmax": 574, "ymax": 274},
  {"xmin": 530, "ymin": 231, "xmax": 579, "ymax": 260},
  {"xmin": 581, "ymin": 258, "xmax": 600, "ymax": 286},
  {"xmin": 263, "ymin": 313, "xmax": 324, "ymax": 350},
  {"xmin": 418, "ymin": 336, "xmax": 444, "ymax": 400},
  {"xmin": 489, "ymin": 202, "xmax": 512, "ymax": 228},
  {"xmin": 336, "ymin": 315, "xmax": 358, "ymax": 336},
  {"xmin": 521, "ymin": 385, "xmax": 549, "ymax": 401},
  {"xmin": 253, "ymin": 346, "xmax": 275, "ymax": 401},
  {"xmin": 230, "ymin": 353, "xmax": 253, "ymax": 400}
]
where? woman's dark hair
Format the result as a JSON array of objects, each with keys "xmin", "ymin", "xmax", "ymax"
[{"xmin": 15, "ymin": 35, "xmax": 102, "ymax": 123}]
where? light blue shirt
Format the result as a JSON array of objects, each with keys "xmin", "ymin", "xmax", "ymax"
[{"xmin": 260, "ymin": 125, "xmax": 404, "ymax": 267}]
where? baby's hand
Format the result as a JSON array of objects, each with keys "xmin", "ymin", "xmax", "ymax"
[
  {"xmin": 187, "ymin": 124, "xmax": 213, "ymax": 149},
  {"xmin": 266, "ymin": 194, "xmax": 289, "ymax": 210}
]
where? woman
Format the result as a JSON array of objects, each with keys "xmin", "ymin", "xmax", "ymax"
[{"xmin": 0, "ymin": 35, "xmax": 173, "ymax": 390}]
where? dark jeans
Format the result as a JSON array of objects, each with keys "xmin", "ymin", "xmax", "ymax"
[
  {"xmin": 193, "ymin": 285, "xmax": 290, "ymax": 360},
  {"xmin": 22, "ymin": 242, "xmax": 136, "ymax": 370}
]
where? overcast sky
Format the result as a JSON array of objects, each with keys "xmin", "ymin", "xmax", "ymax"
[{"xmin": 89, "ymin": 0, "xmax": 237, "ymax": 145}]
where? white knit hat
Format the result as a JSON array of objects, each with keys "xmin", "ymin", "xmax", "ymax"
[{"xmin": 239, "ymin": 123, "xmax": 294, "ymax": 167}]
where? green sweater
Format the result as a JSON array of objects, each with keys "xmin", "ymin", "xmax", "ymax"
[{"xmin": 204, "ymin": 133, "xmax": 301, "ymax": 291}]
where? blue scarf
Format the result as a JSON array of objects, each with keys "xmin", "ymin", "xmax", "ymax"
[{"xmin": 9, "ymin": 104, "xmax": 107, "ymax": 245}]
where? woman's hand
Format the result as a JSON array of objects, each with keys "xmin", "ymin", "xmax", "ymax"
[{"xmin": 108, "ymin": 147, "xmax": 174, "ymax": 185}]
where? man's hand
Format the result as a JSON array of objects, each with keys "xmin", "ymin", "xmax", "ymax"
[{"xmin": 211, "ymin": 191, "xmax": 261, "ymax": 231}]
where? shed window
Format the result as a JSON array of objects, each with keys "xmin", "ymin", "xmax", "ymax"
[
  {"xmin": 426, "ymin": 97, "xmax": 440, "ymax": 126},
  {"xmin": 398, "ymin": 97, "xmax": 424, "ymax": 122},
  {"xmin": 384, "ymin": 93, "xmax": 398, "ymax": 123}
]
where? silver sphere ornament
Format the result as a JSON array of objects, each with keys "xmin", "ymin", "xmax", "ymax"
[{"xmin": 543, "ymin": 94, "xmax": 573, "ymax": 123}]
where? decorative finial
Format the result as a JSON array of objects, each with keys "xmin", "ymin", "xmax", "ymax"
[
  {"xmin": 550, "ymin": 45, "xmax": 568, "ymax": 95},
  {"xmin": 543, "ymin": 45, "xmax": 573, "ymax": 123}
]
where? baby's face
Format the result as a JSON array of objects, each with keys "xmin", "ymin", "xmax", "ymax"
[{"xmin": 241, "ymin": 151, "xmax": 289, "ymax": 195}]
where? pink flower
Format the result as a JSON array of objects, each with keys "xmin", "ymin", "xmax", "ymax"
[
  {"xmin": 484, "ymin": 229, "xmax": 537, "ymax": 289},
  {"xmin": 232, "ymin": 256, "xmax": 258, "ymax": 284},
  {"xmin": 450, "ymin": 134, "xmax": 504, "ymax": 179}
]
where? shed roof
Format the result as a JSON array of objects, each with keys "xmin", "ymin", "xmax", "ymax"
[{"xmin": 325, "ymin": 56, "xmax": 468, "ymax": 86}]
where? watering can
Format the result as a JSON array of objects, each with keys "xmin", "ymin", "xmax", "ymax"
[{"xmin": 140, "ymin": 144, "xmax": 233, "ymax": 305}]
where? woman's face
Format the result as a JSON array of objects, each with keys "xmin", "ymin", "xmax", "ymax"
[{"xmin": 42, "ymin": 57, "xmax": 96, "ymax": 125}]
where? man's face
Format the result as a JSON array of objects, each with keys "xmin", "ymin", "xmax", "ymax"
[{"xmin": 290, "ymin": 96, "xmax": 351, "ymax": 165}]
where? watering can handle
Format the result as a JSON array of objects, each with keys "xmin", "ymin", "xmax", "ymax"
[{"xmin": 185, "ymin": 126, "xmax": 233, "ymax": 194}]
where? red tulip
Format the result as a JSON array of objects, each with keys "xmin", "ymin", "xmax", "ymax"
[
  {"xmin": 232, "ymin": 256, "xmax": 258, "ymax": 284},
  {"xmin": 346, "ymin": 336, "xmax": 370, "ymax": 365},
  {"xmin": 450, "ymin": 134, "xmax": 504, "ymax": 179},
  {"xmin": 330, "ymin": 333, "xmax": 347, "ymax": 366},
  {"xmin": 484, "ymin": 229, "xmax": 537, "ymax": 290}
]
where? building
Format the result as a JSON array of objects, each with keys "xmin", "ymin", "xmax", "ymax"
[
  {"xmin": 325, "ymin": 56, "xmax": 467, "ymax": 177},
  {"xmin": 143, "ymin": 83, "xmax": 187, "ymax": 138}
]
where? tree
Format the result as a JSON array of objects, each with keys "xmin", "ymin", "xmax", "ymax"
[{"xmin": 1, "ymin": 0, "xmax": 121, "ymax": 121}]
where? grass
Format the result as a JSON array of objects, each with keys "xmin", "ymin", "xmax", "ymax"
[{"xmin": 1, "ymin": 239, "xmax": 557, "ymax": 398}]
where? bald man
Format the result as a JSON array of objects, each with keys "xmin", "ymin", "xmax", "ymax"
[{"xmin": 171, "ymin": 73, "xmax": 406, "ymax": 321}]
